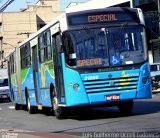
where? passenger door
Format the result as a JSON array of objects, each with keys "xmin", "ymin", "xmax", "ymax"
[
  {"xmin": 52, "ymin": 34, "xmax": 65, "ymax": 103},
  {"xmin": 32, "ymin": 45, "xmax": 41, "ymax": 104}
]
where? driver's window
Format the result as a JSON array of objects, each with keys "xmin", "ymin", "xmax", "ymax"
[{"xmin": 64, "ymin": 33, "xmax": 76, "ymax": 66}]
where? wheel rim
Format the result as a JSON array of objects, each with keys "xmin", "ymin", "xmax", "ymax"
[
  {"xmin": 53, "ymin": 97, "xmax": 58, "ymax": 111},
  {"xmin": 27, "ymin": 97, "xmax": 30, "ymax": 111}
]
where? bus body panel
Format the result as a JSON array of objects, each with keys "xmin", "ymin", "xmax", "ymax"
[
  {"xmin": 137, "ymin": 62, "xmax": 152, "ymax": 99},
  {"xmin": 37, "ymin": 62, "xmax": 55, "ymax": 107},
  {"xmin": 20, "ymin": 67, "xmax": 37, "ymax": 105},
  {"xmin": 62, "ymin": 58, "xmax": 151, "ymax": 106},
  {"xmin": 20, "ymin": 63, "xmax": 55, "ymax": 107}
]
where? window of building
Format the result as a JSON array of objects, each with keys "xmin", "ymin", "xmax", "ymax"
[
  {"xmin": 20, "ymin": 43, "xmax": 31, "ymax": 69},
  {"xmin": 38, "ymin": 30, "xmax": 52, "ymax": 63}
]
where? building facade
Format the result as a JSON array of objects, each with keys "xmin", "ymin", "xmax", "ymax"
[
  {"xmin": 0, "ymin": 0, "xmax": 62, "ymax": 68},
  {"xmin": 133, "ymin": 0, "xmax": 160, "ymax": 63},
  {"xmin": 0, "ymin": 0, "xmax": 160, "ymax": 68}
]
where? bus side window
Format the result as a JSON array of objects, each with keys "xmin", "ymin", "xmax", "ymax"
[
  {"xmin": 38, "ymin": 36, "xmax": 45, "ymax": 63},
  {"xmin": 46, "ymin": 31, "xmax": 52, "ymax": 60}
]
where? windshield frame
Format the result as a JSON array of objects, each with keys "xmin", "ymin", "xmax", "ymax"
[{"xmin": 62, "ymin": 24, "xmax": 148, "ymax": 69}]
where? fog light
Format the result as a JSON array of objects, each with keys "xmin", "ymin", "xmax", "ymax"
[
  {"xmin": 142, "ymin": 77, "xmax": 147, "ymax": 84},
  {"xmin": 73, "ymin": 84, "xmax": 80, "ymax": 90}
]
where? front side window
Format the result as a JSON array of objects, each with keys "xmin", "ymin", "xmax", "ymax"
[{"xmin": 64, "ymin": 25, "xmax": 147, "ymax": 68}]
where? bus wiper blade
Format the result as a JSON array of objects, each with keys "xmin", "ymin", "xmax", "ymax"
[
  {"xmin": 83, "ymin": 26, "xmax": 89, "ymax": 34},
  {"xmin": 120, "ymin": 22, "xmax": 128, "ymax": 32}
]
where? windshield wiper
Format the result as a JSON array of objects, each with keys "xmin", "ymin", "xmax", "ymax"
[{"xmin": 120, "ymin": 22, "xmax": 128, "ymax": 32}]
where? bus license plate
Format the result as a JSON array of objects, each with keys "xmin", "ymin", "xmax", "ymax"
[{"xmin": 106, "ymin": 94, "xmax": 120, "ymax": 101}]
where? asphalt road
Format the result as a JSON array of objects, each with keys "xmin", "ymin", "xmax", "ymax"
[{"xmin": 0, "ymin": 92, "xmax": 160, "ymax": 138}]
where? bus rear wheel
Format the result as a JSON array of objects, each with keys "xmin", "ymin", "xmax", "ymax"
[
  {"xmin": 53, "ymin": 97, "xmax": 65, "ymax": 119},
  {"xmin": 15, "ymin": 103, "xmax": 21, "ymax": 110},
  {"xmin": 27, "ymin": 96, "xmax": 35, "ymax": 114},
  {"xmin": 118, "ymin": 100, "xmax": 133, "ymax": 115}
]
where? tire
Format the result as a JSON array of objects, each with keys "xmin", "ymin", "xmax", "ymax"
[
  {"xmin": 118, "ymin": 100, "xmax": 133, "ymax": 115},
  {"xmin": 53, "ymin": 97, "xmax": 65, "ymax": 119},
  {"xmin": 27, "ymin": 95, "xmax": 35, "ymax": 114},
  {"xmin": 50, "ymin": 88, "xmax": 55, "ymax": 114},
  {"xmin": 15, "ymin": 103, "xmax": 21, "ymax": 110}
]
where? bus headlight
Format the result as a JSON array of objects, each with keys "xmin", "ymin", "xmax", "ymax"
[{"xmin": 73, "ymin": 83, "xmax": 80, "ymax": 91}]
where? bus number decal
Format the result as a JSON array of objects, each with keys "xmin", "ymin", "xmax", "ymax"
[{"xmin": 84, "ymin": 75, "xmax": 99, "ymax": 81}]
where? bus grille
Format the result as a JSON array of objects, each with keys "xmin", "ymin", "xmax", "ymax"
[{"xmin": 83, "ymin": 76, "xmax": 138, "ymax": 93}]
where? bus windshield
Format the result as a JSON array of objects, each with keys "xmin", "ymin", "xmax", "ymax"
[
  {"xmin": 64, "ymin": 25, "xmax": 147, "ymax": 67},
  {"xmin": 0, "ymin": 78, "xmax": 8, "ymax": 87}
]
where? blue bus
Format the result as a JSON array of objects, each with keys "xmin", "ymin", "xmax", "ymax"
[{"xmin": 7, "ymin": 7, "xmax": 152, "ymax": 119}]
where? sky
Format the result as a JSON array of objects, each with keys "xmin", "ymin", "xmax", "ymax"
[
  {"xmin": 0, "ymin": 0, "xmax": 90, "ymax": 12},
  {"xmin": 60, "ymin": 0, "xmax": 90, "ymax": 10},
  {"xmin": 0, "ymin": 0, "xmax": 37, "ymax": 12}
]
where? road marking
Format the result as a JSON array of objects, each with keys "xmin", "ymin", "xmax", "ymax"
[{"xmin": 8, "ymin": 106, "xmax": 15, "ymax": 109}]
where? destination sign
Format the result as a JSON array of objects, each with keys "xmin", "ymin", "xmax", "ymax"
[
  {"xmin": 88, "ymin": 14, "xmax": 117, "ymax": 23},
  {"xmin": 77, "ymin": 58, "xmax": 102, "ymax": 67},
  {"xmin": 67, "ymin": 9, "xmax": 139, "ymax": 26}
]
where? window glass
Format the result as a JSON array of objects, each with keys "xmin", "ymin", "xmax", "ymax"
[
  {"xmin": 47, "ymin": 31, "xmax": 52, "ymax": 60},
  {"xmin": 40, "ymin": 49, "xmax": 45, "ymax": 62},
  {"xmin": 38, "ymin": 31, "xmax": 52, "ymax": 62},
  {"xmin": 47, "ymin": 31, "xmax": 51, "ymax": 45},
  {"xmin": 38, "ymin": 36, "xmax": 45, "ymax": 62},
  {"xmin": 20, "ymin": 43, "xmax": 31, "ymax": 69},
  {"xmin": 64, "ymin": 25, "xmax": 146, "ymax": 67}
]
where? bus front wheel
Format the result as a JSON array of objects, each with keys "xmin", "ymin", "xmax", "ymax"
[
  {"xmin": 118, "ymin": 100, "xmax": 133, "ymax": 115},
  {"xmin": 53, "ymin": 97, "xmax": 65, "ymax": 119}
]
